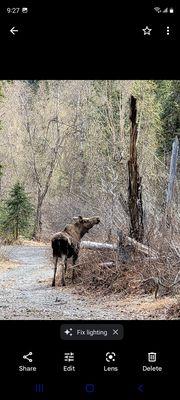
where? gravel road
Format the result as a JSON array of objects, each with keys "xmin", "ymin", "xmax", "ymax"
[{"xmin": 0, "ymin": 245, "xmax": 123, "ymax": 320}]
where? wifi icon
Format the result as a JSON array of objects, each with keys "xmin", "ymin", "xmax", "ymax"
[{"xmin": 154, "ymin": 7, "xmax": 161, "ymax": 13}]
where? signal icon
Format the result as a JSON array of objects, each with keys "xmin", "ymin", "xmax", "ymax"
[
  {"xmin": 154, "ymin": 7, "xmax": 161, "ymax": 13},
  {"xmin": 163, "ymin": 8, "xmax": 168, "ymax": 13}
]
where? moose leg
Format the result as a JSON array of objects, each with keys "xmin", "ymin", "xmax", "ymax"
[
  {"xmin": 64, "ymin": 256, "xmax": 68, "ymax": 274},
  {"xmin": 60, "ymin": 255, "xmax": 66, "ymax": 286},
  {"xmin": 72, "ymin": 254, "xmax": 78, "ymax": 283},
  {"xmin": 52, "ymin": 256, "xmax": 58, "ymax": 287}
]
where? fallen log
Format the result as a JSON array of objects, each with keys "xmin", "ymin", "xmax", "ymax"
[
  {"xmin": 80, "ymin": 241, "xmax": 117, "ymax": 251},
  {"xmin": 98, "ymin": 262, "xmax": 115, "ymax": 268},
  {"xmin": 80, "ymin": 236, "xmax": 158, "ymax": 259}
]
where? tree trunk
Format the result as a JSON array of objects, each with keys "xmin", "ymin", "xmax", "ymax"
[
  {"xmin": 32, "ymin": 204, "xmax": 42, "ymax": 239},
  {"xmin": 117, "ymin": 230, "xmax": 130, "ymax": 262},
  {"xmin": 15, "ymin": 221, "xmax": 19, "ymax": 240},
  {"xmin": 32, "ymin": 190, "xmax": 43, "ymax": 239},
  {"xmin": 165, "ymin": 136, "xmax": 179, "ymax": 226},
  {"xmin": 14, "ymin": 213, "xmax": 19, "ymax": 240},
  {"xmin": 128, "ymin": 95, "xmax": 144, "ymax": 242}
]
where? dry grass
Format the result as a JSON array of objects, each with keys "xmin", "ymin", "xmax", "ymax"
[
  {"xmin": 18, "ymin": 238, "xmax": 49, "ymax": 247},
  {"xmin": 34, "ymin": 240, "xmax": 180, "ymax": 319},
  {"xmin": 0, "ymin": 236, "xmax": 50, "ymax": 247},
  {"xmin": 165, "ymin": 297, "xmax": 180, "ymax": 319},
  {"xmin": 62, "ymin": 244, "xmax": 180, "ymax": 306}
]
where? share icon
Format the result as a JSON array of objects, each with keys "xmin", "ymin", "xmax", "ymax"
[{"xmin": 23, "ymin": 352, "xmax": 33, "ymax": 363}]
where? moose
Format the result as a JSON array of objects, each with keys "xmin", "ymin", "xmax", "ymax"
[{"xmin": 51, "ymin": 215, "xmax": 100, "ymax": 287}]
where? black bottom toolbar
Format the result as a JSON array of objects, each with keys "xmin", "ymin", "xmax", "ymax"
[{"xmin": 0, "ymin": 321, "xmax": 178, "ymax": 380}]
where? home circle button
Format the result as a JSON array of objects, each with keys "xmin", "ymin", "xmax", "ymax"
[{"xmin": 85, "ymin": 384, "xmax": 96, "ymax": 393}]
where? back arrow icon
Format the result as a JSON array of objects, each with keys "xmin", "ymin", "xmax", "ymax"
[
  {"xmin": 10, "ymin": 27, "xmax": 19, "ymax": 35},
  {"xmin": 137, "ymin": 384, "xmax": 144, "ymax": 393}
]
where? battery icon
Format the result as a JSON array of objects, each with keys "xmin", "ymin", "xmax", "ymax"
[
  {"xmin": 22, "ymin": 7, "xmax": 28, "ymax": 13},
  {"xmin": 169, "ymin": 8, "xmax": 174, "ymax": 13}
]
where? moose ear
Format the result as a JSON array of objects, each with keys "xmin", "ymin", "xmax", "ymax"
[{"xmin": 78, "ymin": 215, "xmax": 83, "ymax": 222}]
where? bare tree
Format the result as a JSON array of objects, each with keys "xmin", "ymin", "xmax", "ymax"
[
  {"xmin": 128, "ymin": 95, "xmax": 144, "ymax": 242},
  {"xmin": 27, "ymin": 118, "xmax": 68, "ymax": 238},
  {"xmin": 20, "ymin": 81, "xmax": 76, "ymax": 238}
]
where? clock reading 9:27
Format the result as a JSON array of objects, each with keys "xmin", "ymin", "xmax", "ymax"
[{"xmin": 7, "ymin": 8, "xmax": 20, "ymax": 14}]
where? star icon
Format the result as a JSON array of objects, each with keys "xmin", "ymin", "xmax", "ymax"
[{"xmin": 142, "ymin": 26, "xmax": 152, "ymax": 35}]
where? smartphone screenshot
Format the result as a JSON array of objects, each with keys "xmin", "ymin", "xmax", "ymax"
[{"xmin": 0, "ymin": 1, "xmax": 179, "ymax": 398}]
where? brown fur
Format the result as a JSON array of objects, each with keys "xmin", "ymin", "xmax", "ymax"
[{"xmin": 51, "ymin": 215, "xmax": 100, "ymax": 286}]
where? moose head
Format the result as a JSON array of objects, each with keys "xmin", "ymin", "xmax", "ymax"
[{"xmin": 73, "ymin": 215, "xmax": 100, "ymax": 237}]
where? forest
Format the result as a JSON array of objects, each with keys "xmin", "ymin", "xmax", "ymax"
[{"xmin": 0, "ymin": 80, "xmax": 179, "ymax": 320}]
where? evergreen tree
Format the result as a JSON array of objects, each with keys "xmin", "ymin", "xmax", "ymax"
[{"xmin": 2, "ymin": 182, "xmax": 33, "ymax": 239}]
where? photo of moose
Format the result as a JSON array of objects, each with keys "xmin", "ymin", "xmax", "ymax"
[{"xmin": 0, "ymin": 80, "xmax": 179, "ymax": 320}]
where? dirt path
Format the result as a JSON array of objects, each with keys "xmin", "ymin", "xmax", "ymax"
[{"xmin": 0, "ymin": 245, "xmax": 176, "ymax": 320}]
